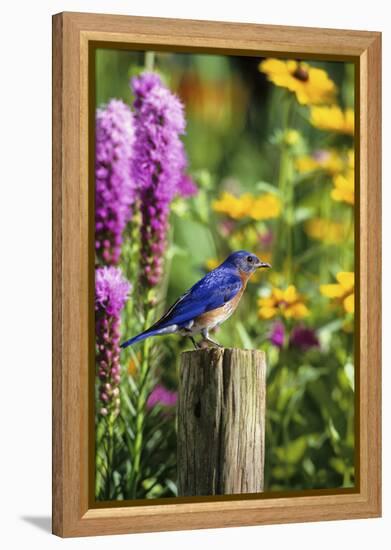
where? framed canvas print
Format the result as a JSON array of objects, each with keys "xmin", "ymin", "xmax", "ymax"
[{"xmin": 52, "ymin": 12, "xmax": 381, "ymax": 537}]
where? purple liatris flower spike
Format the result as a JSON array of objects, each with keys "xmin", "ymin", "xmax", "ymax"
[
  {"xmin": 95, "ymin": 99, "xmax": 135, "ymax": 265},
  {"xmin": 95, "ymin": 266, "xmax": 131, "ymax": 418},
  {"xmin": 131, "ymin": 72, "xmax": 194, "ymax": 287},
  {"xmin": 147, "ymin": 384, "xmax": 178, "ymax": 409},
  {"xmin": 289, "ymin": 325, "xmax": 319, "ymax": 351},
  {"xmin": 269, "ymin": 320, "xmax": 285, "ymax": 348}
]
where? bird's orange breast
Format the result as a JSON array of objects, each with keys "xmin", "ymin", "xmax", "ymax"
[
  {"xmin": 239, "ymin": 268, "xmax": 253, "ymax": 286},
  {"xmin": 194, "ymin": 277, "xmax": 247, "ymax": 330}
]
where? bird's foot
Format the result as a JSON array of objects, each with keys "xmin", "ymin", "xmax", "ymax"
[
  {"xmin": 200, "ymin": 329, "xmax": 223, "ymax": 349},
  {"xmin": 203, "ymin": 337, "xmax": 223, "ymax": 348},
  {"xmin": 189, "ymin": 336, "xmax": 201, "ymax": 350}
]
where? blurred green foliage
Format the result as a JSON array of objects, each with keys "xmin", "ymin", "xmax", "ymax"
[{"xmin": 95, "ymin": 48, "xmax": 355, "ymax": 500}]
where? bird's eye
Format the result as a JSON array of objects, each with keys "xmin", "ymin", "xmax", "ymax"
[{"xmin": 247, "ymin": 256, "xmax": 253, "ymax": 263}]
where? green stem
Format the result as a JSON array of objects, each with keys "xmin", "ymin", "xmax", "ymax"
[
  {"xmin": 317, "ymin": 177, "xmax": 330, "ymax": 282},
  {"xmin": 278, "ymin": 147, "xmax": 293, "ymax": 279},
  {"xmin": 121, "ymin": 216, "xmax": 141, "ymax": 362},
  {"xmin": 277, "ymin": 97, "xmax": 295, "ymax": 282},
  {"xmin": 344, "ymin": 208, "xmax": 355, "ymax": 269},
  {"xmin": 145, "ymin": 51, "xmax": 155, "ymax": 72},
  {"xmin": 105, "ymin": 419, "xmax": 115, "ymax": 499},
  {"xmin": 126, "ymin": 218, "xmax": 174, "ymax": 497},
  {"xmin": 129, "ymin": 312, "xmax": 154, "ymax": 498}
]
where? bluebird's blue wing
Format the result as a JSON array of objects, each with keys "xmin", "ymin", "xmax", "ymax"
[
  {"xmin": 120, "ymin": 268, "xmax": 242, "ymax": 348},
  {"xmin": 151, "ymin": 269, "xmax": 242, "ymax": 329}
]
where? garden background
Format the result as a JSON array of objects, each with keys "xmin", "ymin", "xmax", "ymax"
[{"xmin": 94, "ymin": 48, "xmax": 355, "ymax": 501}]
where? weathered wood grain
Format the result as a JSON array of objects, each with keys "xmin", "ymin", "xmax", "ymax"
[{"xmin": 177, "ymin": 348, "xmax": 266, "ymax": 496}]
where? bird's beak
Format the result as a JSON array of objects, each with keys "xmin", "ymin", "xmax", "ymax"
[{"xmin": 258, "ymin": 261, "xmax": 271, "ymax": 269}]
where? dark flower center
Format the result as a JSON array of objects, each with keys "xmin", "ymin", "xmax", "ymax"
[{"xmin": 292, "ymin": 66, "xmax": 309, "ymax": 82}]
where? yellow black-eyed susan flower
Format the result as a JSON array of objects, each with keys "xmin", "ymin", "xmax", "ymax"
[
  {"xmin": 205, "ymin": 258, "xmax": 220, "ymax": 271},
  {"xmin": 258, "ymin": 285, "xmax": 309, "ymax": 320},
  {"xmin": 295, "ymin": 149, "xmax": 345, "ymax": 176},
  {"xmin": 320, "ymin": 272, "xmax": 354, "ymax": 314},
  {"xmin": 305, "ymin": 218, "xmax": 348, "ymax": 244},
  {"xmin": 259, "ymin": 59, "xmax": 336, "ymax": 105},
  {"xmin": 331, "ymin": 171, "xmax": 354, "ymax": 205},
  {"xmin": 310, "ymin": 105, "xmax": 354, "ymax": 135},
  {"xmin": 213, "ymin": 192, "xmax": 281, "ymax": 221}
]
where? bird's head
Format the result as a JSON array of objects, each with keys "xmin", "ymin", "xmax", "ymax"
[{"xmin": 223, "ymin": 250, "xmax": 271, "ymax": 274}]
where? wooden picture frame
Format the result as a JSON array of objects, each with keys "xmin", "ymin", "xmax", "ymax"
[{"xmin": 52, "ymin": 11, "xmax": 381, "ymax": 537}]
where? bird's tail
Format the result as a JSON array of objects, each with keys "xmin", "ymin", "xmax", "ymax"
[{"xmin": 120, "ymin": 328, "xmax": 161, "ymax": 349}]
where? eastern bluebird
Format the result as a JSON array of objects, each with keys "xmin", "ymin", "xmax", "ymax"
[{"xmin": 120, "ymin": 250, "xmax": 271, "ymax": 350}]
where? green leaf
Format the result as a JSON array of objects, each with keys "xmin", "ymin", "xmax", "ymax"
[
  {"xmin": 120, "ymin": 384, "xmax": 137, "ymax": 416},
  {"xmin": 293, "ymin": 207, "xmax": 315, "ymax": 224},
  {"xmin": 297, "ymin": 365, "xmax": 324, "ymax": 386},
  {"xmin": 328, "ymin": 418, "xmax": 341, "ymax": 443},
  {"xmin": 329, "ymin": 457, "xmax": 346, "ymax": 475},
  {"xmin": 171, "ymin": 199, "xmax": 189, "ymax": 217},
  {"xmin": 166, "ymin": 243, "xmax": 188, "ymax": 260},
  {"xmin": 272, "ymin": 465, "xmax": 296, "ymax": 479},
  {"xmin": 344, "ymin": 363, "xmax": 355, "ymax": 391},
  {"xmin": 303, "ymin": 458, "xmax": 315, "ymax": 477},
  {"xmin": 255, "ymin": 181, "xmax": 281, "ymax": 196},
  {"xmin": 165, "ymin": 478, "xmax": 178, "ymax": 496},
  {"xmin": 275, "ymin": 436, "xmax": 308, "ymax": 464},
  {"xmin": 193, "ymin": 169, "xmax": 213, "ymax": 190},
  {"xmin": 236, "ymin": 321, "xmax": 253, "ymax": 349}
]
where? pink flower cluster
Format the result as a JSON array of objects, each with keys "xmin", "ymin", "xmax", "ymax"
[
  {"xmin": 147, "ymin": 384, "xmax": 178, "ymax": 409},
  {"xmin": 269, "ymin": 321, "xmax": 319, "ymax": 351}
]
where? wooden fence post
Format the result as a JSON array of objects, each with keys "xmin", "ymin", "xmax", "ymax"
[{"xmin": 177, "ymin": 347, "xmax": 266, "ymax": 496}]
